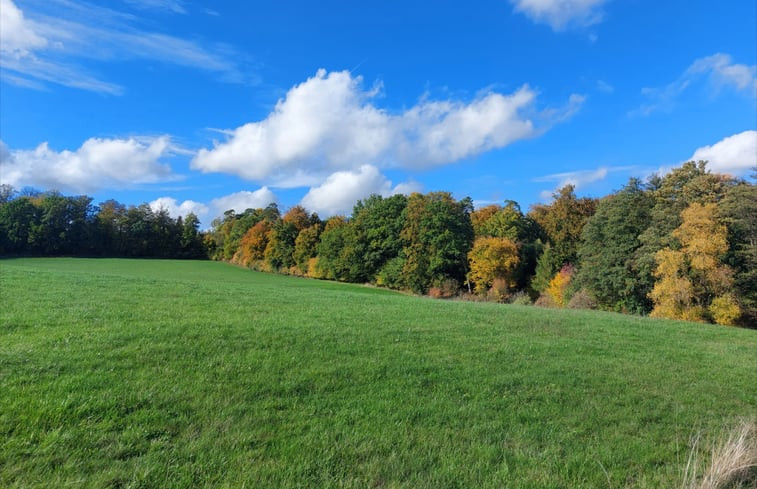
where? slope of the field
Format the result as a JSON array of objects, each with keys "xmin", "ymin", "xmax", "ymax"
[{"xmin": 1, "ymin": 258, "xmax": 755, "ymax": 488}]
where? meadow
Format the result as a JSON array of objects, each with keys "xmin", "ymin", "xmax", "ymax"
[{"xmin": 1, "ymin": 258, "xmax": 754, "ymax": 488}]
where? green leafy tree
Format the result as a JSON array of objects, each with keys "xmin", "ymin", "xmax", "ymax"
[
  {"xmin": 576, "ymin": 179, "xmax": 654, "ymax": 313},
  {"xmin": 0, "ymin": 196, "xmax": 39, "ymax": 254},
  {"xmin": 180, "ymin": 213, "xmax": 206, "ymax": 258},
  {"xmin": 293, "ymin": 224, "xmax": 322, "ymax": 275},
  {"xmin": 719, "ymin": 182, "xmax": 757, "ymax": 325},
  {"xmin": 400, "ymin": 192, "xmax": 473, "ymax": 293},
  {"xmin": 351, "ymin": 194, "xmax": 408, "ymax": 282}
]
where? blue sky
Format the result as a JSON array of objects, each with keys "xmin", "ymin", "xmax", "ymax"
[{"xmin": 1, "ymin": 0, "xmax": 755, "ymax": 225}]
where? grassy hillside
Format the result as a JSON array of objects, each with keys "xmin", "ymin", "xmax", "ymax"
[{"xmin": 1, "ymin": 258, "xmax": 754, "ymax": 488}]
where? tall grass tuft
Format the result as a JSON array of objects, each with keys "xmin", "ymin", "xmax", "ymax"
[{"xmin": 682, "ymin": 419, "xmax": 757, "ymax": 489}]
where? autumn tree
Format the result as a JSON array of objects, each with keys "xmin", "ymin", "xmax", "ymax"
[
  {"xmin": 234, "ymin": 220, "xmax": 272, "ymax": 267},
  {"xmin": 649, "ymin": 202, "xmax": 738, "ymax": 324},
  {"xmin": 544, "ymin": 264, "xmax": 575, "ymax": 308},
  {"xmin": 293, "ymin": 224, "xmax": 322, "ymax": 275},
  {"xmin": 636, "ymin": 161, "xmax": 737, "ymax": 308},
  {"xmin": 467, "ymin": 236, "xmax": 520, "ymax": 294},
  {"xmin": 528, "ymin": 185, "xmax": 597, "ymax": 270}
]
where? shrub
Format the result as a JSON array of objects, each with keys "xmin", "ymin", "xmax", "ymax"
[
  {"xmin": 509, "ymin": 290, "xmax": 532, "ymax": 306},
  {"xmin": 710, "ymin": 295, "xmax": 741, "ymax": 326},
  {"xmin": 376, "ymin": 257, "xmax": 405, "ymax": 290},
  {"xmin": 567, "ymin": 289, "xmax": 597, "ymax": 310},
  {"xmin": 545, "ymin": 264, "xmax": 574, "ymax": 308},
  {"xmin": 535, "ymin": 293, "xmax": 557, "ymax": 308},
  {"xmin": 457, "ymin": 292, "xmax": 485, "ymax": 302},
  {"xmin": 429, "ymin": 278, "xmax": 459, "ymax": 299},
  {"xmin": 486, "ymin": 278, "xmax": 510, "ymax": 303},
  {"xmin": 307, "ymin": 257, "xmax": 324, "ymax": 279}
]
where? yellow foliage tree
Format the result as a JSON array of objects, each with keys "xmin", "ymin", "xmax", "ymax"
[
  {"xmin": 650, "ymin": 203, "xmax": 739, "ymax": 324},
  {"xmin": 545, "ymin": 264, "xmax": 574, "ymax": 308},
  {"xmin": 649, "ymin": 249, "xmax": 699, "ymax": 321},
  {"xmin": 467, "ymin": 236, "xmax": 520, "ymax": 294}
]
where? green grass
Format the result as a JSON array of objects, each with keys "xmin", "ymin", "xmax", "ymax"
[{"xmin": 1, "ymin": 258, "xmax": 755, "ymax": 488}]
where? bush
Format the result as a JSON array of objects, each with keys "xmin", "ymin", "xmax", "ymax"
[
  {"xmin": 567, "ymin": 289, "xmax": 597, "ymax": 310},
  {"xmin": 307, "ymin": 257, "xmax": 323, "ymax": 278},
  {"xmin": 486, "ymin": 278, "xmax": 510, "ymax": 303},
  {"xmin": 545, "ymin": 264, "xmax": 574, "ymax": 308},
  {"xmin": 375, "ymin": 257, "xmax": 405, "ymax": 290},
  {"xmin": 509, "ymin": 291, "xmax": 532, "ymax": 306},
  {"xmin": 429, "ymin": 278, "xmax": 459, "ymax": 299},
  {"xmin": 535, "ymin": 293, "xmax": 557, "ymax": 308},
  {"xmin": 710, "ymin": 295, "xmax": 741, "ymax": 326},
  {"xmin": 457, "ymin": 292, "xmax": 485, "ymax": 302}
]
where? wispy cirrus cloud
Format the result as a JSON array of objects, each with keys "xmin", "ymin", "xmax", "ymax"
[
  {"xmin": 124, "ymin": 0, "xmax": 187, "ymax": 14},
  {"xmin": 631, "ymin": 53, "xmax": 756, "ymax": 116},
  {"xmin": 0, "ymin": 0, "xmax": 256, "ymax": 93},
  {"xmin": 535, "ymin": 165, "xmax": 634, "ymax": 200}
]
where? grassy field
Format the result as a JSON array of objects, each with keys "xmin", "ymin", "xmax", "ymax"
[{"xmin": 1, "ymin": 258, "xmax": 755, "ymax": 488}]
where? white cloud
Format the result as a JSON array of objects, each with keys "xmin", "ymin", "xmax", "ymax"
[
  {"xmin": 209, "ymin": 188, "xmax": 278, "ymax": 215},
  {"xmin": 149, "ymin": 197, "xmax": 208, "ymax": 220},
  {"xmin": 535, "ymin": 165, "xmax": 634, "ymax": 201},
  {"xmin": 0, "ymin": 136, "xmax": 178, "ymax": 193},
  {"xmin": 510, "ymin": 0, "xmax": 608, "ymax": 31},
  {"xmin": 686, "ymin": 54, "xmax": 756, "ymax": 93},
  {"xmin": 300, "ymin": 165, "xmax": 419, "ymax": 216},
  {"xmin": 596, "ymin": 80, "xmax": 614, "ymax": 93},
  {"xmin": 536, "ymin": 167, "xmax": 609, "ymax": 188},
  {"xmin": 0, "ymin": 0, "xmax": 48, "ymax": 55},
  {"xmin": 124, "ymin": 0, "xmax": 187, "ymax": 14},
  {"xmin": 193, "ymin": 69, "xmax": 582, "ymax": 184},
  {"xmin": 633, "ymin": 53, "xmax": 756, "ymax": 116},
  {"xmin": 0, "ymin": 0, "xmax": 253, "ymax": 93},
  {"xmin": 688, "ymin": 130, "xmax": 757, "ymax": 177}
]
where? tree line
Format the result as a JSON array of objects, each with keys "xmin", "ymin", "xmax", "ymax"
[
  {"xmin": 0, "ymin": 187, "xmax": 206, "ymax": 259},
  {"xmin": 1, "ymin": 161, "xmax": 754, "ymax": 327}
]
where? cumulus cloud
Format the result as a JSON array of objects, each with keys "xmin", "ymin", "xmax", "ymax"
[
  {"xmin": 300, "ymin": 165, "xmax": 421, "ymax": 216},
  {"xmin": 0, "ymin": 0, "xmax": 48, "ymax": 56},
  {"xmin": 193, "ymin": 69, "xmax": 582, "ymax": 185},
  {"xmin": 209, "ymin": 187, "xmax": 278, "ymax": 215},
  {"xmin": 0, "ymin": 0, "xmax": 254, "ymax": 93},
  {"xmin": 0, "ymin": 136, "xmax": 178, "ymax": 193},
  {"xmin": 688, "ymin": 130, "xmax": 757, "ymax": 177},
  {"xmin": 149, "ymin": 197, "xmax": 208, "ymax": 219},
  {"xmin": 510, "ymin": 0, "xmax": 609, "ymax": 31},
  {"xmin": 632, "ymin": 53, "xmax": 756, "ymax": 116}
]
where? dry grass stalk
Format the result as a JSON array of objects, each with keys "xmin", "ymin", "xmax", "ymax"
[{"xmin": 682, "ymin": 419, "xmax": 757, "ymax": 489}]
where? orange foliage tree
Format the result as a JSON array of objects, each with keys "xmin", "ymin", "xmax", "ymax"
[{"xmin": 233, "ymin": 220, "xmax": 272, "ymax": 267}]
